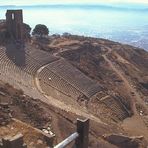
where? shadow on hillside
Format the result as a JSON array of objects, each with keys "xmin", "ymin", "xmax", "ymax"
[{"xmin": 5, "ymin": 41, "xmax": 26, "ymax": 67}]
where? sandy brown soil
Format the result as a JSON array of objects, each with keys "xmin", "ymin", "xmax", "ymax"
[
  {"xmin": 0, "ymin": 33, "xmax": 148, "ymax": 147},
  {"xmin": 42, "ymin": 35, "xmax": 148, "ymax": 142},
  {"xmin": 0, "ymin": 81, "xmax": 120, "ymax": 147}
]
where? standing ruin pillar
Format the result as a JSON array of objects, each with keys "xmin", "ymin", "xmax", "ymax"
[{"xmin": 6, "ymin": 10, "xmax": 24, "ymax": 42}]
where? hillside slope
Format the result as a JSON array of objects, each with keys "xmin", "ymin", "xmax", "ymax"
[
  {"xmin": 39, "ymin": 34, "xmax": 148, "ymax": 141},
  {"xmin": 0, "ymin": 31, "xmax": 148, "ymax": 147}
]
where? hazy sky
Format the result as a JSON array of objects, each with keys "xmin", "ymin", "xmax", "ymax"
[{"xmin": 1, "ymin": 0, "xmax": 148, "ymax": 5}]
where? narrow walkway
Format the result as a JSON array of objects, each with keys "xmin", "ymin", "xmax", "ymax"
[
  {"xmin": 103, "ymin": 47, "xmax": 148, "ymax": 139},
  {"xmin": 102, "ymin": 47, "xmax": 148, "ymax": 114}
]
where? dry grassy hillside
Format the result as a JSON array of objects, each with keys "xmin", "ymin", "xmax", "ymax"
[
  {"xmin": 0, "ymin": 28, "xmax": 148, "ymax": 147},
  {"xmin": 35, "ymin": 34, "xmax": 148, "ymax": 145}
]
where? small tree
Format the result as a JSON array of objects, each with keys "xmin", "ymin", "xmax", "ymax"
[{"xmin": 32, "ymin": 24, "xmax": 49, "ymax": 37}]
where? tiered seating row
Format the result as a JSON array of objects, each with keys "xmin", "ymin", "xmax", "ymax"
[
  {"xmin": 45, "ymin": 59, "xmax": 101, "ymax": 97},
  {"xmin": 25, "ymin": 45, "xmax": 58, "ymax": 65},
  {"xmin": 22, "ymin": 55, "xmax": 41, "ymax": 75},
  {"xmin": 0, "ymin": 46, "xmax": 58, "ymax": 99},
  {"xmin": 0, "ymin": 45, "xmax": 100, "ymax": 101},
  {"xmin": 0, "ymin": 47, "xmax": 39, "ymax": 98},
  {"xmin": 0, "ymin": 47, "xmax": 33, "ymax": 83},
  {"xmin": 101, "ymin": 96, "xmax": 129, "ymax": 120},
  {"xmin": 0, "ymin": 45, "xmax": 58, "ymax": 76},
  {"xmin": 38, "ymin": 67, "xmax": 83, "ymax": 99}
]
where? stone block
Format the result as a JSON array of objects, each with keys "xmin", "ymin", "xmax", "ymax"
[{"xmin": 2, "ymin": 133, "xmax": 26, "ymax": 148}]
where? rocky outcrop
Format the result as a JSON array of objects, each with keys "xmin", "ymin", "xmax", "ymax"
[
  {"xmin": 0, "ymin": 133, "xmax": 27, "ymax": 148},
  {"xmin": 103, "ymin": 134, "xmax": 147, "ymax": 148},
  {"xmin": 0, "ymin": 103, "xmax": 12, "ymax": 126}
]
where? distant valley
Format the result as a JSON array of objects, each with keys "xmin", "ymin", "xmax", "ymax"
[{"xmin": 0, "ymin": 4, "xmax": 148, "ymax": 50}]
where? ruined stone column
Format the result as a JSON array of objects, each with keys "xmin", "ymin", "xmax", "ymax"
[{"xmin": 6, "ymin": 10, "xmax": 24, "ymax": 42}]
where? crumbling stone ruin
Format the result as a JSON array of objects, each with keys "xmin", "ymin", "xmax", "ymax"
[
  {"xmin": 0, "ymin": 10, "xmax": 31, "ymax": 44},
  {"xmin": 6, "ymin": 10, "xmax": 24, "ymax": 42},
  {"xmin": 0, "ymin": 134, "xmax": 27, "ymax": 148},
  {"xmin": 0, "ymin": 103, "xmax": 12, "ymax": 126},
  {"xmin": 103, "ymin": 134, "xmax": 147, "ymax": 148}
]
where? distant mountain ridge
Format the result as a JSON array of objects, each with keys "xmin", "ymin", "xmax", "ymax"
[{"xmin": 0, "ymin": 4, "xmax": 148, "ymax": 11}]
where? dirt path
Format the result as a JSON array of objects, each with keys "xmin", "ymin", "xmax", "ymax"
[
  {"xmin": 102, "ymin": 48, "xmax": 148, "ymax": 114},
  {"xmin": 34, "ymin": 65, "xmax": 106, "ymax": 125},
  {"xmin": 103, "ymin": 48, "xmax": 148, "ymax": 139},
  {"xmin": 113, "ymin": 51, "xmax": 140, "ymax": 72},
  {"xmin": 121, "ymin": 115, "xmax": 148, "ymax": 140}
]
